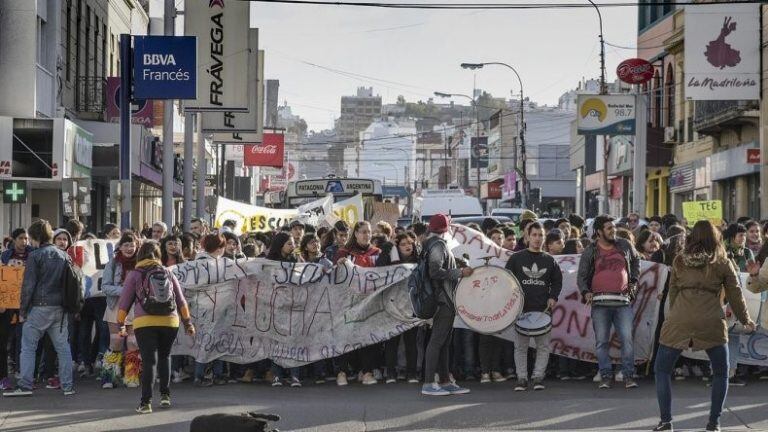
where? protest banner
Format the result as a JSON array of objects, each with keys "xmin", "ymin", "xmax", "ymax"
[
  {"xmin": 370, "ymin": 202, "xmax": 401, "ymax": 228},
  {"xmin": 682, "ymin": 200, "xmax": 722, "ymax": 225},
  {"xmin": 0, "ymin": 265, "xmax": 24, "ymax": 308},
  {"xmin": 171, "ymin": 257, "xmax": 418, "ymax": 367},
  {"xmin": 76, "ymin": 238, "xmax": 118, "ymax": 298},
  {"xmin": 296, "ymin": 195, "xmax": 335, "ymax": 227},
  {"xmin": 332, "ymin": 194, "xmax": 364, "ymax": 226},
  {"xmin": 214, "ymin": 196, "xmax": 298, "ymax": 233}
]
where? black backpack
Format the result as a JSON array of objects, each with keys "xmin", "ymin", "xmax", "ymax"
[
  {"xmin": 408, "ymin": 238, "xmax": 444, "ymax": 319},
  {"xmin": 139, "ymin": 267, "xmax": 176, "ymax": 315},
  {"xmin": 62, "ymin": 255, "xmax": 84, "ymax": 314}
]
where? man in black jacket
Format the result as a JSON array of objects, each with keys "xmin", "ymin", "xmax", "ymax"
[
  {"xmin": 4, "ymin": 220, "xmax": 74, "ymax": 397},
  {"xmin": 506, "ymin": 222, "xmax": 562, "ymax": 391}
]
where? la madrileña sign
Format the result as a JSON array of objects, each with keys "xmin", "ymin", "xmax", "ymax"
[{"xmin": 132, "ymin": 36, "xmax": 197, "ymax": 100}]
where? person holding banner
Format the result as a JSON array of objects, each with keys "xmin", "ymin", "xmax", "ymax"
[
  {"xmin": 322, "ymin": 221, "xmax": 349, "ymax": 263},
  {"xmin": 421, "ymin": 214, "xmax": 473, "ymax": 396},
  {"xmin": 577, "ymin": 215, "xmax": 640, "ymax": 390},
  {"xmin": 653, "ymin": 220, "xmax": 755, "ymax": 432},
  {"xmin": 101, "ymin": 232, "xmax": 141, "ymax": 390},
  {"xmin": 507, "ymin": 221, "xmax": 562, "ymax": 391}
]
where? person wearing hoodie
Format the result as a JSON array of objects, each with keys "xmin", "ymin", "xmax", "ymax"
[
  {"xmin": 652, "ymin": 220, "xmax": 755, "ymax": 432},
  {"xmin": 0, "ymin": 228, "xmax": 33, "ymax": 391},
  {"xmin": 377, "ymin": 232, "xmax": 420, "ymax": 384},
  {"xmin": 192, "ymin": 234, "xmax": 228, "ymax": 387},
  {"xmin": 334, "ymin": 221, "xmax": 382, "ymax": 385},
  {"xmin": 100, "ymin": 232, "xmax": 140, "ymax": 389},
  {"xmin": 117, "ymin": 240, "xmax": 195, "ymax": 414}
]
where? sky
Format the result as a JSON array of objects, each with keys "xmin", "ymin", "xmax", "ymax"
[{"xmin": 248, "ymin": 1, "xmax": 640, "ymax": 132}]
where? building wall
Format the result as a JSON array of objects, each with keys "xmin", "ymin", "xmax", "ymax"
[{"xmin": 0, "ymin": 0, "xmax": 44, "ymax": 118}]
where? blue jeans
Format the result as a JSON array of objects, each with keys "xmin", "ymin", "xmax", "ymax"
[
  {"xmin": 727, "ymin": 331, "xmax": 740, "ymax": 375},
  {"xmin": 452, "ymin": 328, "xmax": 476, "ymax": 376},
  {"xmin": 591, "ymin": 305, "xmax": 634, "ymax": 378},
  {"xmin": 194, "ymin": 360, "xmax": 224, "ymax": 380},
  {"xmin": 270, "ymin": 362, "xmax": 301, "ymax": 380},
  {"xmin": 655, "ymin": 344, "xmax": 728, "ymax": 425},
  {"xmin": 19, "ymin": 307, "xmax": 74, "ymax": 391}
]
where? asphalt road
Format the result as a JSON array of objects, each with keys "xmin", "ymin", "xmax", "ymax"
[{"xmin": 1, "ymin": 376, "xmax": 767, "ymax": 432}]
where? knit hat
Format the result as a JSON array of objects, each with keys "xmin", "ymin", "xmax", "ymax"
[
  {"xmin": 428, "ymin": 214, "xmax": 451, "ymax": 234},
  {"xmin": 521, "ymin": 210, "xmax": 538, "ymax": 221}
]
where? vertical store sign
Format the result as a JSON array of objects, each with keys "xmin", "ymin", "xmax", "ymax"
[
  {"xmin": 684, "ymin": 4, "xmax": 760, "ymax": 101},
  {"xmin": 132, "ymin": 36, "xmax": 197, "ymax": 100},
  {"xmin": 185, "ymin": 0, "xmax": 250, "ymax": 112}
]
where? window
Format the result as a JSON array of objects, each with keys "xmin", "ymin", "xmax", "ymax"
[
  {"xmin": 85, "ymin": 6, "xmax": 91, "ymax": 79},
  {"xmin": 652, "ymin": 70, "xmax": 662, "ymax": 127},
  {"xmin": 36, "ymin": 18, "xmax": 46, "ymax": 64},
  {"xmin": 76, "ymin": 0, "xmax": 82, "ymax": 81},
  {"xmin": 665, "ymin": 64, "xmax": 674, "ymax": 128},
  {"xmin": 102, "ymin": 24, "xmax": 106, "ymax": 79},
  {"xmin": 93, "ymin": 16, "xmax": 99, "ymax": 78},
  {"xmin": 66, "ymin": 1, "xmax": 72, "ymax": 81}
]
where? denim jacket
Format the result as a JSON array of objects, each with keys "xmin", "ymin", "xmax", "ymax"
[
  {"xmin": 19, "ymin": 243, "xmax": 68, "ymax": 316},
  {"xmin": 101, "ymin": 258, "xmax": 126, "ymax": 310},
  {"xmin": 577, "ymin": 237, "xmax": 640, "ymax": 297}
]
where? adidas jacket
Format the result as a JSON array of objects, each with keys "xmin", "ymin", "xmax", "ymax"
[{"xmin": 505, "ymin": 249, "xmax": 562, "ymax": 313}]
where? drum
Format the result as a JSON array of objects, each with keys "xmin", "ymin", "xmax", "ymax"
[
  {"xmin": 454, "ymin": 265, "xmax": 524, "ymax": 334},
  {"xmin": 592, "ymin": 293, "xmax": 631, "ymax": 307},
  {"xmin": 515, "ymin": 311, "xmax": 552, "ymax": 337}
]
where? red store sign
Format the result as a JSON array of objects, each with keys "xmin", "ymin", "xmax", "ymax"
[
  {"xmin": 244, "ymin": 133, "xmax": 285, "ymax": 168},
  {"xmin": 747, "ymin": 148, "xmax": 760, "ymax": 164}
]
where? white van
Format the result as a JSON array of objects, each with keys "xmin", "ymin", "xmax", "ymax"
[{"xmin": 413, "ymin": 189, "xmax": 483, "ymax": 222}]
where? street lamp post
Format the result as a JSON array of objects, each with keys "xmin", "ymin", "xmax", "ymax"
[
  {"xmin": 434, "ymin": 91, "xmax": 481, "ymax": 196},
  {"xmin": 460, "ymin": 62, "xmax": 528, "ymax": 209}
]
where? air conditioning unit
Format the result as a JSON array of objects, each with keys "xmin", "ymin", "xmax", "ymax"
[{"xmin": 664, "ymin": 127, "xmax": 677, "ymax": 143}]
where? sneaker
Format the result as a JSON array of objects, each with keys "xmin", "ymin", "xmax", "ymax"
[
  {"xmin": 4, "ymin": 387, "xmax": 32, "ymax": 397},
  {"xmin": 514, "ymin": 380, "xmax": 528, "ymax": 391},
  {"xmin": 125, "ymin": 381, "xmax": 139, "ymax": 388},
  {"xmin": 673, "ymin": 367, "xmax": 685, "ymax": 381},
  {"xmin": 593, "ymin": 372, "xmax": 602, "ymax": 383},
  {"xmin": 599, "ymin": 378, "xmax": 612, "ymax": 389},
  {"xmin": 194, "ymin": 378, "xmax": 213, "ymax": 388},
  {"xmin": 480, "ymin": 373, "xmax": 491, "ymax": 384},
  {"xmin": 504, "ymin": 369, "xmax": 517, "ymax": 380},
  {"xmin": 336, "ymin": 372, "xmax": 348, "ymax": 387},
  {"xmin": 264, "ymin": 370, "xmax": 275, "ymax": 383},
  {"xmin": 615, "ymin": 371, "xmax": 624, "ymax": 382},
  {"xmin": 491, "ymin": 372, "xmax": 507, "ymax": 383},
  {"xmin": 213, "ymin": 377, "xmax": 228, "ymax": 386},
  {"xmin": 560, "ymin": 375, "xmax": 572, "ymax": 381},
  {"xmin": 571, "ymin": 374, "xmax": 587, "ymax": 381},
  {"xmin": 135, "ymin": 403, "xmax": 152, "ymax": 414},
  {"xmin": 705, "ymin": 423, "xmax": 720, "ymax": 432},
  {"xmin": 77, "ymin": 362, "xmax": 86, "ymax": 376},
  {"xmin": 160, "ymin": 394, "xmax": 171, "ymax": 408},
  {"xmin": 63, "ymin": 388, "xmax": 76, "ymax": 396},
  {"xmin": 652, "ymin": 421, "xmax": 673, "ymax": 431},
  {"xmin": 271, "ymin": 377, "xmax": 283, "ymax": 387},
  {"xmin": 385, "ymin": 378, "xmax": 396, "ymax": 384},
  {"xmin": 625, "ymin": 378, "xmax": 639, "ymax": 389},
  {"xmin": 0, "ymin": 377, "xmax": 12, "ymax": 391},
  {"xmin": 290, "ymin": 377, "xmax": 302, "ymax": 388},
  {"xmin": 362, "ymin": 372, "xmax": 377, "ymax": 385},
  {"xmin": 46, "ymin": 377, "xmax": 61, "ymax": 390},
  {"xmin": 407, "ymin": 375, "xmax": 420, "ymax": 384},
  {"xmin": 373, "ymin": 369, "xmax": 383, "ymax": 381},
  {"xmin": 728, "ymin": 376, "xmax": 746, "ymax": 387},
  {"xmin": 532, "ymin": 378, "xmax": 545, "ymax": 391},
  {"xmin": 314, "ymin": 377, "xmax": 326, "ymax": 385},
  {"xmin": 173, "ymin": 370, "xmax": 192, "ymax": 384},
  {"xmin": 101, "ymin": 378, "xmax": 114, "ymax": 389},
  {"xmin": 442, "ymin": 382, "xmax": 470, "ymax": 394},
  {"xmin": 421, "ymin": 383, "xmax": 450, "ymax": 396}
]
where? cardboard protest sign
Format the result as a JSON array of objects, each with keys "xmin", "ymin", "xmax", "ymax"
[{"xmin": 0, "ymin": 266, "xmax": 24, "ymax": 309}]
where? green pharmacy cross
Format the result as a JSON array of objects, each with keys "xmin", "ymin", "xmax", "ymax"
[{"xmin": 3, "ymin": 181, "xmax": 27, "ymax": 204}]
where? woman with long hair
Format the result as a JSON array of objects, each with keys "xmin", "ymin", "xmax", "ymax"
[
  {"xmin": 160, "ymin": 234, "xmax": 185, "ymax": 267},
  {"xmin": 377, "ymin": 233, "xmax": 420, "ymax": 384},
  {"xmin": 322, "ymin": 220, "xmax": 350, "ymax": 261},
  {"xmin": 636, "ymin": 230, "xmax": 664, "ymax": 262},
  {"xmin": 334, "ymin": 221, "xmax": 382, "ymax": 385},
  {"xmin": 745, "ymin": 220, "xmax": 762, "ymax": 257},
  {"xmin": 652, "ymin": 221, "xmax": 755, "ymax": 432},
  {"xmin": 117, "ymin": 241, "xmax": 195, "ymax": 414},
  {"xmin": 101, "ymin": 232, "xmax": 141, "ymax": 389}
]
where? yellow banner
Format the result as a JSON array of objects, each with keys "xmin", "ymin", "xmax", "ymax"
[{"xmin": 682, "ymin": 200, "xmax": 723, "ymax": 225}]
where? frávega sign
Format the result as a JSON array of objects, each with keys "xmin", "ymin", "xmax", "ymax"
[
  {"xmin": 132, "ymin": 36, "xmax": 197, "ymax": 100},
  {"xmin": 185, "ymin": 0, "xmax": 250, "ymax": 112}
]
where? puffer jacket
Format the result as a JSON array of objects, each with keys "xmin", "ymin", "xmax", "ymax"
[
  {"xmin": 19, "ymin": 243, "xmax": 68, "ymax": 316},
  {"xmin": 577, "ymin": 237, "xmax": 640, "ymax": 297},
  {"xmin": 660, "ymin": 252, "xmax": 750, "ymax": 351}
]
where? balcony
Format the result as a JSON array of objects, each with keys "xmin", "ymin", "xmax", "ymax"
[
  {"xmin": 694, "ymin": 100, "xmax": 759, "ymax": 136},
  {"xmin": 76, "ymin": 76, "xmax": 106, "ymax": 117},
  {"xmin": 35, "ymin": 64, "xmax": 55, "ymax": 118}
]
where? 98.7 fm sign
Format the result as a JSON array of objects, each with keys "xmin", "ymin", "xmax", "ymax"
[{"xmin": 577, "ymin": 94, "xmax": 636, "ymax": 136}]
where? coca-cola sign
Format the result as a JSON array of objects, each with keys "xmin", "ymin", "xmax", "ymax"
[
  {"xmin": 616, "ymin": 58, "xmax": 654, "ymax": 85},
  {"xmin": 244, "ymin": 133, "xmax": 284, "ymax": 168}
]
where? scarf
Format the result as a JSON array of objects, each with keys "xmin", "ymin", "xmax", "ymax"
[
  {"xmin": 136, "ymin": 258, "xmax": 163, "ymax": 269},
  {"xmin": 115, "ymin": 251, "xmax": 137, "ymax": 272}
]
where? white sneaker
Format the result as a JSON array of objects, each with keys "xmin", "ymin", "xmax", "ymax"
[
  {"xmin": 336, "ymin": 372, "xmax": 348, "ymax": 386},
  {"xmin": 615, "ymin": 371, "xmax": 624, "ymax": 382},
  {"xmin": 593, "ymin": 372, "xmax": 602, "ymax": 383},
  {"xmin": 362, "ymin": 372, "xmax": 377, "ymax": 385},
  {"xmin": 290, "ymin": 377, "xmax": 302, "ymax": 388},
  {"xmin": 480, "ymin": 373, "xmax": 491, "ymax": 384}
]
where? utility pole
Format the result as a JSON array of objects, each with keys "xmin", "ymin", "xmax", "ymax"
[
  {"xmin": 183, "ymin": 112, "xmax": 193, "ymax": 232},
  {"xmin": 119, "ymin": 33, "xmax": 132, "ymax": 230},
  {"xmin": 196, "ymin": 114, "xmax": 206, "ymax": 218},
  {"xmin": 161, "ymin": 0, "xmax": 175, "ymax": 229},
  {"xmin": 587, "ymin": 0, "xmax": 610, "ymax": 215}
]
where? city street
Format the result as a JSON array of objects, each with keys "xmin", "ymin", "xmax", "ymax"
[{"xmin": 2, "ymin": 377, "xmax": 767, "ymax": 431}]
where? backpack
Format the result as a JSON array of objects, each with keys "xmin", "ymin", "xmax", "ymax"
[
  {"xmin": 139, "ymin": 267, "xmax": 176, "ymax": 315},
  {"xmin": 62, "ymin": 255, "xmax": 84, "ymax": 314},
  {"xmin": 408, "ymin": 239, "xmax": 444, "ymax": 319}
]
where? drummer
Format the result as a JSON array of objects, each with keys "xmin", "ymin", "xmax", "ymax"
[
  {"xmin": 577, "ymin": 215, "xmax": 641, "ymax": 390},
  {"xmin": 505, "ymin": 221, "xmax": 563, "ymax": 391}
]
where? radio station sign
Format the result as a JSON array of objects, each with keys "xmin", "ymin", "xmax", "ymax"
[
  {"xmin": 577, "ymin": 94, "xmax": 636, "ymax": 135},
  {"xmin": 133, "ymin": 36, "xmax": 197, "ymax": 100}
]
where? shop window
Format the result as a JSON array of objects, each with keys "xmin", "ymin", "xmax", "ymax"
[{"xmin": 12, "ymin": 119, "xmax": 54, "ymax": 178}]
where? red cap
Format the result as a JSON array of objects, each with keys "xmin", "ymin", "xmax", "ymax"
[{"xmin": 428, "ymin": 214, "xmax": 451, "ymax": 234}]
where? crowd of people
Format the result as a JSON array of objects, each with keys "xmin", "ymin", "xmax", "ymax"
[{"xmin": 0, "ymin": 209, "xmax": 765, "ymax": 431}]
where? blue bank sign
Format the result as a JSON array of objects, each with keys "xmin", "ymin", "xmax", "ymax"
[{"xmin": 133, "ymin": 36, "xmax": 197, "ymax": 100}]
